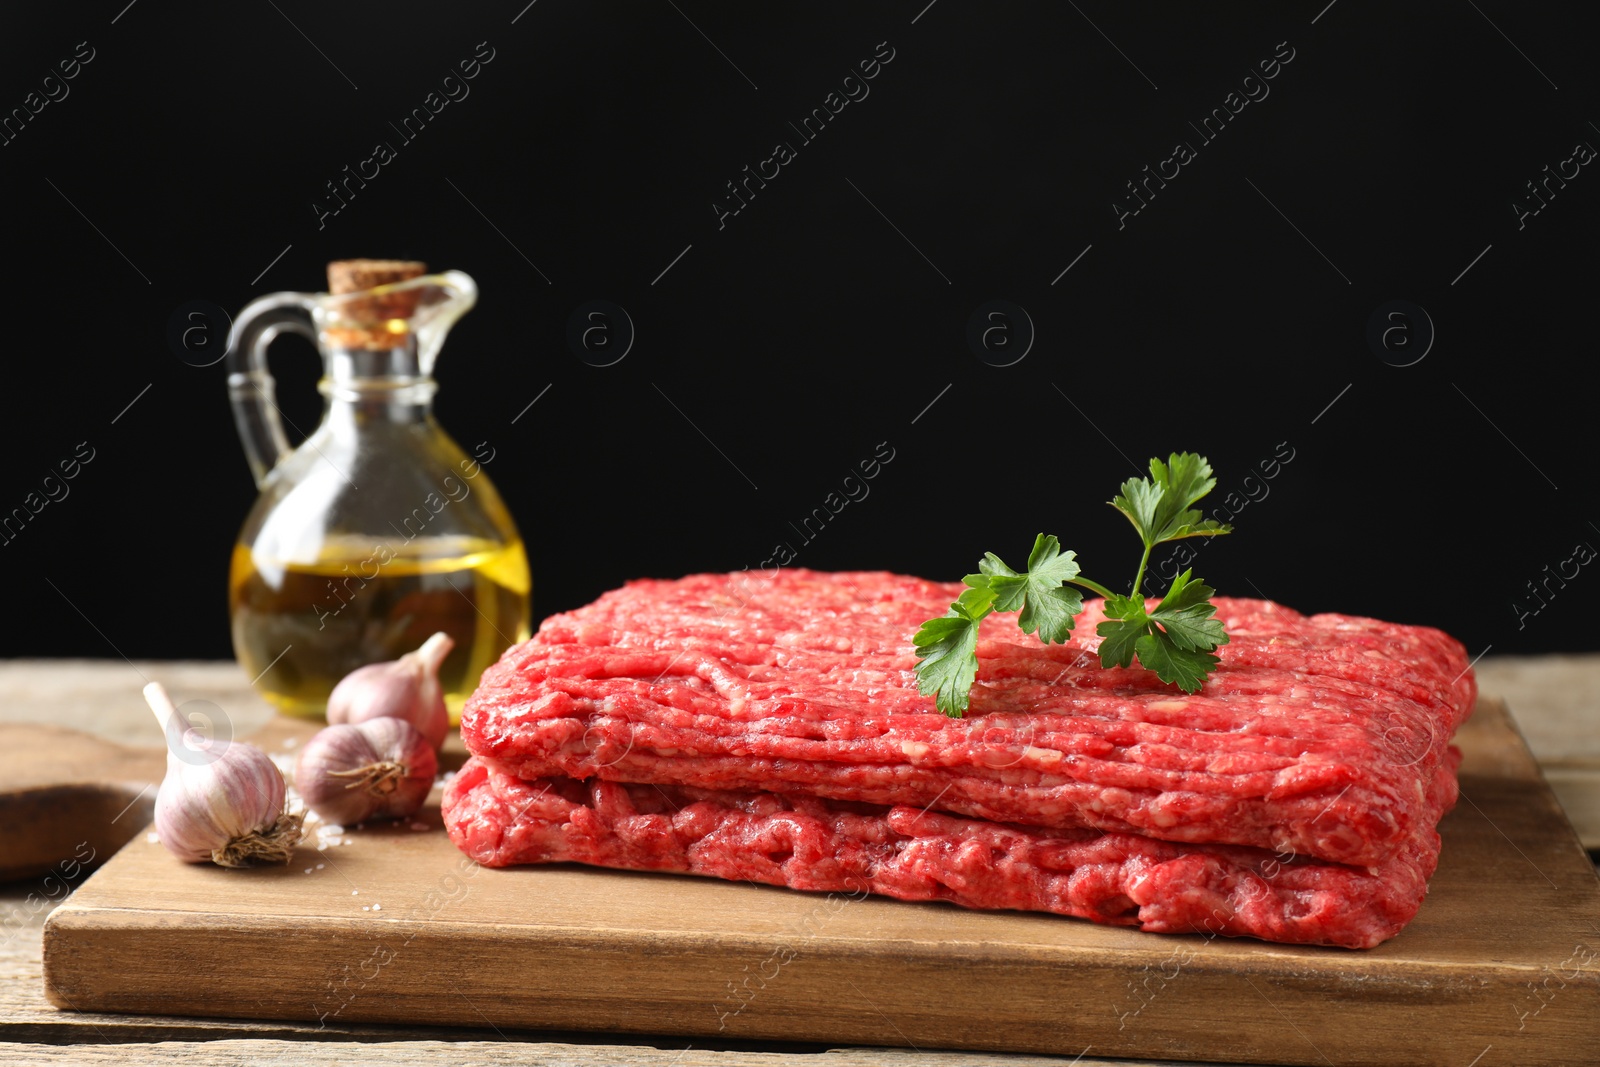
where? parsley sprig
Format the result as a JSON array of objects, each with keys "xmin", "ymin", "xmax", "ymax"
[{"xmin": 912, "ymin": 453, "xmax": 1234, "ymax": 716}]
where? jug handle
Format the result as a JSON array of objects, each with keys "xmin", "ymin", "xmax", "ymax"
[{"xmin": 225, "ymin": 292, "xmax": 319, "ymax": 488}]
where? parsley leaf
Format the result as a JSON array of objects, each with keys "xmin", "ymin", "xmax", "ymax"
[
  {"xmin": 1148, "ymin": 569, "xmax": 1227, "ymax": 651},
  {"xmin": 1095, "ymin": 575, "xmax": 1228, "ymax": 693},
  {"xmin": 1112, "ymin": 453, "xmax": 1233, "ymax": 548},
  {"xmin": 913, "ymin": 453, "xmax": 1236, "ymax": 716},
  {"xmin": 912, "ymin": 535, "xmax": 1085, "ymax": 716},
  {"xmin": 1095, "ymin": 594, "xmax": 1147, "ymax": 670},
  {"xmin": 1133, "ymin": 632, "xmax": 1219, "ymax": 693},
  {"xmin": 983, "ymin": 534, "xmax": 1084, "ymax": 643},
  {"xmin": 911, "ymin": 584, "xmax": 995, "ymax": 716}
]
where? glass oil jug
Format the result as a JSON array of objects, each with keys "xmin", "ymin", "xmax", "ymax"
[{"xmin": 225, "ymin": 260, "xmax": 530, "ymax": 720}]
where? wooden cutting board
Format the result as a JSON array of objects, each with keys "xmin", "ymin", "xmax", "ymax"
[{"xmin": 39, "ymin": 698, "xmax": 1600, "ymax": 1067}]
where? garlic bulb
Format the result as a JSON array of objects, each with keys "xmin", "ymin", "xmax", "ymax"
[
  {"xmin": 326, "ymin": 631, "xmax": 454, "ymax": 749},
  {"xmin": 295, "ymin": 717, "xmax": 438, "ymax": 825},
  {"xmin": 145, "ymin": 683, "xmax": 304, "ymax": 867}
]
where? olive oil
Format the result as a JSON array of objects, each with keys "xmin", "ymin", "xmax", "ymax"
[{"xmin": 230, "ymin": 535, "xmax": 530, "ymax": 721}]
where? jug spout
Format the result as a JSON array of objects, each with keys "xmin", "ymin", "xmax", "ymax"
[
  {"xmin": 225, "ymin": 261, "xmax": 477, "ymax": 486},
  {"xmin": 316, "ymin": 264, "xmax": 477, "ymax": 377}
]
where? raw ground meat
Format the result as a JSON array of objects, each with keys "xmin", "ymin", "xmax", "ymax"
[
  {"xmin": 442, "ymin": 747, "xmax": 1463, "ymax": 950},
  {"xmin": 458, "ymin": 570, "xmax": 1475, "ymax": 868}
]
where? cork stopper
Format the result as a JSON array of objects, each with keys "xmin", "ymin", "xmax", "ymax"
[
  {"xmin": 324, "ymin": 259, "xmax": 427, "ymax": 350},
  {"xmin": 327, "ymin": 259, "xmax": 426, "ymax": 296}
]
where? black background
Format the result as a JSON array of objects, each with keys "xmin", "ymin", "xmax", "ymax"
[{"xmin": 0, "ymin": 2, "xmax": 1592, "ymax": 662}]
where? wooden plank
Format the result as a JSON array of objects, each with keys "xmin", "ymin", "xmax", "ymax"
[
  {"xmin": 1477, "ymin": 655, "xmax": 1600, "ymax": 849},
  {"xmin": 0, "ymin": 1042, "xmax": 1153, "ymax": 1067},
  {"xmin": 38, "ymin": 699, "xmax": 1600, "ymax": 1067},
  {"xmin": 1542, "ymin": 767, "xmax": 1600, "ymax": 849},
  {"xmin": 0, "ymin": 661, "xmax": 274, "ymax": 749}
]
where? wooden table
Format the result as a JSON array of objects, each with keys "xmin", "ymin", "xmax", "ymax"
[{"xmin": 3, "ymin": 657, "xmax": 1597, "ymax": 1066}]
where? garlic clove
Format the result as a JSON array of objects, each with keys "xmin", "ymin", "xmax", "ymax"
[
  {"xmin": 325, "ymin": 632, "xmax": 454, "ymax": 749},
  {"xmin": 295, "ymin": 717, "xmax": 438, "ymax": 825},
  {"xmin": 145, "ymin": 683, "xmax": 304, "ymax": 867},
  {"xmin": 406, "ymin": 632, "xmax": 453, "ymax": 746},
  {"xmin": 328, "ymin": 665, "xmax": 421, "ymax": 721}
]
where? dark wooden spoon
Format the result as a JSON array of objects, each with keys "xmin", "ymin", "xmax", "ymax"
[{"xmin": 0, "ymin": 723, "xmax": 165, "ymax": 882}]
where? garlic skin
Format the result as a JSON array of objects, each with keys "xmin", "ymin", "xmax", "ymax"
[
  {"xmin": 295, "ymin": 718, "xmax": 438, "ymax": 825},
  {"xmin": 325, "ymin": 631, "xmax": 454, "ymax": 749},
  {"xmin": 145, "ymin": 683, "xmax": 304, "ymax": 867}
]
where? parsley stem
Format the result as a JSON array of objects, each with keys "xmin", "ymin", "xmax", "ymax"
[
  {"xmin": 1130, "ymin": 543, "xmax": 1154, "ymax": 599},
  {"xmin": 1069, "ymin": 577, "xmax": 1118, "ymax": 600}
]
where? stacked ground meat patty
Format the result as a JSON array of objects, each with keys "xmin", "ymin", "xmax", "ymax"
[{"xmin": 442, "ymin": 569, "xmax": 1476, "ymax": 948}]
